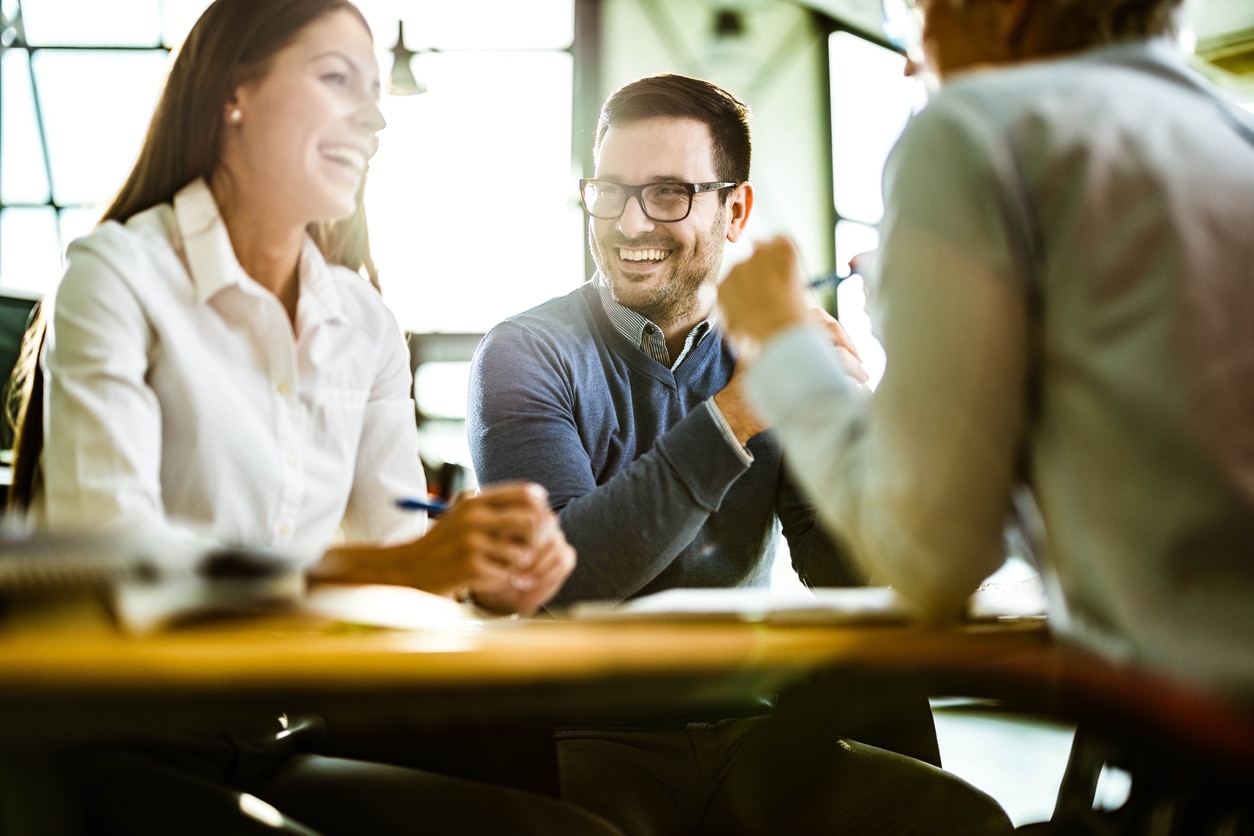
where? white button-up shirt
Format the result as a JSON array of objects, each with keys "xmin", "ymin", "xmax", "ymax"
[{"xmin": 36, "ymin": 179, "xmax": 426, "ymax": 565}]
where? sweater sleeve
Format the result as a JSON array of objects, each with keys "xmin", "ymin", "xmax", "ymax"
[
  {"xmin": 467, "ymin": 321, "xmax": 751, "ymax": 608},
  {"xmin": 775, "ymin": 467, "xmax": 867, "ymax": 588}
]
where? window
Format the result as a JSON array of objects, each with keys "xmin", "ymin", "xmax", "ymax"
[
  {"xmin": 827, "ymin": 30, "xmax": 923, "ymax": 388},
  {"xmin": 0, "ymin": 0, "xmax": 582, "ymax": 333}
]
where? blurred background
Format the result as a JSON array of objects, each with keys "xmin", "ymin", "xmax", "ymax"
[{"xmin": 4, "ymin": 0, "xmax": 1251, "ymax": 444}]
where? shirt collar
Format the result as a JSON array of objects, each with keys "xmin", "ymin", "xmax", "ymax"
[
  {"xmin": 594, "ymin": 272, "xmax": 713, "ymax": 369},
  {"xmin": 173, "ymin": 178, "xmax": 346, "ymax": 325}
]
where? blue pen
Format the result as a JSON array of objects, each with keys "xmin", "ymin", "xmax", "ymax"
[
  {"xmin": 808, "ymin": 270, "xmax": 852, "ymax": 290},
  {"xmin": 395, "ymin": 496, "xmax": 449, "ymax": 515}
]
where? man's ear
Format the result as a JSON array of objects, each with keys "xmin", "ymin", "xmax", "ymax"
[{"xmin": 726, "ymin": 182, "xmax": 754, "ymax": 244}]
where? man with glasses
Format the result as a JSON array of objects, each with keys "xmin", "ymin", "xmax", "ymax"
[{"xmin": 468, "ymin": 72, "xmax": 1013, "ymax": 835}]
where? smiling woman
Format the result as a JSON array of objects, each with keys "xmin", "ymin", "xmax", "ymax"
[{"xmin": 4, "ymin": 0, "xmax": 618, "ymax": 833}]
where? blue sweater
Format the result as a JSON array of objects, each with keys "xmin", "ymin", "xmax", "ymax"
[{"xmin": 468, "ymin": 281, "xmax": 859, "ymax": 610}]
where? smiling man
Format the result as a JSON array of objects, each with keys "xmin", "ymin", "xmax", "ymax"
[
  {"xmin": 467, "ymin": 73, "xmax": 1012, "ymax": 836},
  {"xmin": 469, "ymin": 74, "xmax": 862, "ymax": 612}
]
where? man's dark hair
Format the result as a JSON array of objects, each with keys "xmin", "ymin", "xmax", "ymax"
[{"xmin": 595, "ymin": 74, "xmax": 752, "ymax": 184}]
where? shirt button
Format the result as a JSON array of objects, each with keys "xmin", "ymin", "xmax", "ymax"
[
  {"xmin": 277, "ymin": 382, "xmax": 292, "ymax": 396},
  {"xmin": 278, "ymin": 522, "xmax": 292, "ymax": 537},
  {"xmin": 285, "ymin": 453, "xmax": 297, "ymax": 467}
]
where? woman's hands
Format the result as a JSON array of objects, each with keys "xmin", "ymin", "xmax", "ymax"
[
  {"xmin": 718, "ymin": 235, "xmax": 812, "ymax": 352},
  {"xmin": 720, "ymin": 236, "xmax": 869, "ymax": 386},
  {"xmin": 314, "ymin": 482, "xmax": 574, "ymax": 616}
]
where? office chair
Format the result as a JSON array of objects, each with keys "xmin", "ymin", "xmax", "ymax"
[
  {"xmin": 0, "ymin": 294, "xmax": 42, "ymax": 449},
  {"xmin": 407, "ymin": 331, "xmax": 484, "ymax": 499},
  {"xmin": 953, "ymin": 644, "xmax": 1254, "ymax": 835},
  {"xmin": 2, "ymin": 296, "xmax": 45, "ymax": 512}
]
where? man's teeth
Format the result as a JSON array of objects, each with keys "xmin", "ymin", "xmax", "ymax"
[
  {"xmin": 322, "ymin": 146, "xmax": 366, "ymax": 170},
  {"xmin": 620, "ymin": 248, "xmax": 668, "ymax": 262}
]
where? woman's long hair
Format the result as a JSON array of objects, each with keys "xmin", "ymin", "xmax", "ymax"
[
  {"xmin": 105, "ymin": 0, "xmax": 378, "ymax": 283},
  {"xmin": 5, "ymin": 0, "xmax": 378, "ymax": 513}
]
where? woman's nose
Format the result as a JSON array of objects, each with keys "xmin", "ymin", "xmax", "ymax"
[{"xmin": 361, "ymin": 100, "xmax": 386, "ymax": 133}]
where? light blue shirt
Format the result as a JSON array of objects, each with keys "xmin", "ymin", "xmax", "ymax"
[{"xmin": 749, "ymin": 39, "xmax": 1254, "ymax": 700}]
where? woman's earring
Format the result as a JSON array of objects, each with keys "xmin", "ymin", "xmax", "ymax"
[{"xmin": 228, "ymin": 107, "xmax": 243, "ymax": 123}]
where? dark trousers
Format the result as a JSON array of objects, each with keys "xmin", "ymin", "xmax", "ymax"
[
  {"xmin": 57, "ymin": 715, "xmax": 621, "ymax": 836},
  {"xmin": 557, "ymin": 672, "xmax": 1013, "ymax": 836}
]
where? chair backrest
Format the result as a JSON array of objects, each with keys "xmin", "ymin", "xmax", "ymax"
[
  {"xmin": 4, "ymin": 299, "xmax": 47, "ymax": 513},
  {"xmin": 407, "ymin": 331, "xmax": 484, "ymax": 498},
  {"xmin": 0, "ymin": 294, "xmax": 41, "ymax": 451}
]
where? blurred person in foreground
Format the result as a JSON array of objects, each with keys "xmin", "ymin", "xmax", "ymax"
[{"xmin": 720, "ymin": 0, "xmax": 1254, "ymax": 704}]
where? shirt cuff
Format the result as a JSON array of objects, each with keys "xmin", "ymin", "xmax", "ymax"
[
  {"xmin": 704, "ymin": 399, "xmax": 754, "ymax": 465},
  {"xmin": 745, "ymin": 323, "xmax": 861, "ymax": 425}
]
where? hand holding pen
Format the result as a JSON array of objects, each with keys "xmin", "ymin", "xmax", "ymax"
[
  {"xmin": 395, "ymin": 496, "xmax": 449, "ymax": 516},
  {"xmin": 395, "ymin": 483, "xmax": 574, "ymax": 615},
  {"xmin": 720, "ymin": 236, "xmax": 869, "ymax": 386}
]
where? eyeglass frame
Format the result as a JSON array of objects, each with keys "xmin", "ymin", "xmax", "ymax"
[{"xmin": 578, "ymin": 179, "xmax": 740, "ymax": 223}]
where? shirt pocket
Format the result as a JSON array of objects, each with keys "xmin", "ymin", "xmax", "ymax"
[{"xmin": 310, "ymin": 387, "xmax": 369, "ymax": 462}]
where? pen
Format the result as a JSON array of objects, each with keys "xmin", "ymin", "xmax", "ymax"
[
  {"xmin": 810, "ymin": 253, "xmax": 874, "ymax": 289},
  {"xmin": 808, "ymin": 270, "xmax": 852, "ymax": 290},
  {"xmin": 394, "ymin": 496, "xmax": 449, "ymax": 515}
]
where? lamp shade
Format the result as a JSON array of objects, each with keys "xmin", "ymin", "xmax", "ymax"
[{"xmin": 388, "ymin": 21, "xmax": 425, "ymax": 96}]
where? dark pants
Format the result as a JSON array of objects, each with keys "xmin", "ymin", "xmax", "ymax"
[
  {"xmin": 60, "ymin": 715, "xmax": 621, "ymax": 836},
  {"xmin": 557, "ymin": 673, "xmax": 1014, "ymax": 836}
]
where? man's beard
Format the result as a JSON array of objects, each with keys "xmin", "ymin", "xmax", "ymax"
[{"xmin": 592, "ymin": 205, "xmax": 727, "ymax": 329}]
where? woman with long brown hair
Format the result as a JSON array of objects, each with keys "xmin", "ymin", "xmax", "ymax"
[{"xmin": 12, "ymin": 0, "xmax": 617, "ymax": 832}]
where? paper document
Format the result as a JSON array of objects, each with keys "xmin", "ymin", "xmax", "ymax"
[
  {"xmin": 568, "ymin": 587, "xmax": 909, "ymax": 624},
  {"xmin": 568, "ymin": 580, "xmax": 1047, "ymax": 625}
]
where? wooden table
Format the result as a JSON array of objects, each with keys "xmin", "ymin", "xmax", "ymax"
[
  {"xmin": 3, "ymin": 590, "xmax": 1252, "ymax": 836},
  {"xmin": 0, "ymin": 592, "xmax": 1051, "ymax": 746}
]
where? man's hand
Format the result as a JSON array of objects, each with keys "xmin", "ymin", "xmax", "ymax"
[
  {"xmin": 712, "ymin": 355, "xmax": 769, "ymax": 445},
  {"xmin": 806, "ymin": 307, "xmax": 869, "ymax": 386}
]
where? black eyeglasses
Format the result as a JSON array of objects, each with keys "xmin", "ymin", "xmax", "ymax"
[{"xmin": 579, "ymin": 179, "xmax": 739, "ymax": 223}]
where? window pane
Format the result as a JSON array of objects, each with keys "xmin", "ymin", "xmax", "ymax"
[
  {"xmin": 32, "ymin": 49, "xmax": 169, "ymax": 205},
  {"xmin": 835, "ymin": 219, "xmax": 885, "ymax": 389},
  {"xmin": 1, "ymin": 49, "xmax": 49, "ymax": 204},
  {"xmin": 368, "ymin": 51, "xmax": 581, "ymax": 333},
  {"xmin": 414, "ymin": 361, "xmax": 471, "ymax": 420},
  {"xmin": 829, "ymin": 32, "xmax": 917, "ymax": 225},
  {"xmin": 22, "ymin": 0, "xmax": 162, "ymax": 46},
  {"xmin": 357, "ymin": 0, "xmax": 573, "ymax": 51},
  {"xmin": 60, "ymin": 206, "xmax": 100, "ymax": 250},
  {"xmin": 159, "ymin": 0, "xmax": 215, "ymax": 49},
  {"xmin": 834, "ymin": 217, "xmax": 879, "ymax": 275},
  {"xmin": 0, "ymin": 207, "xmax": 61, "ymax": 295}
]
